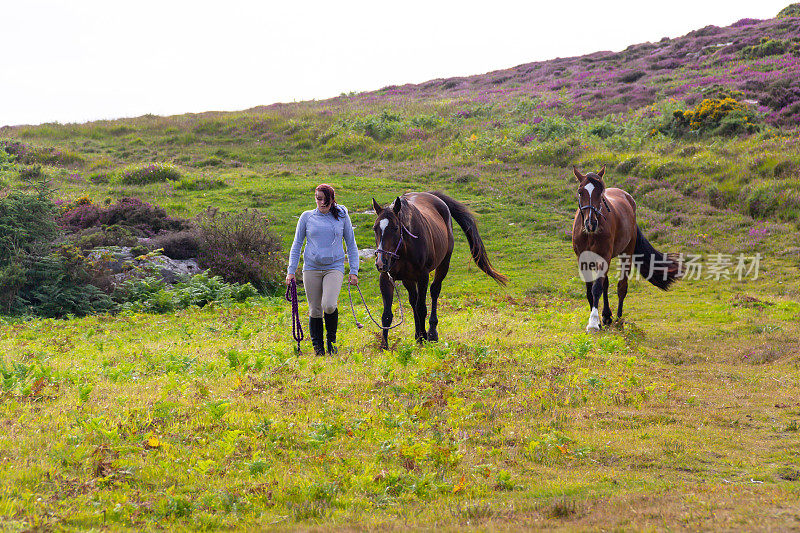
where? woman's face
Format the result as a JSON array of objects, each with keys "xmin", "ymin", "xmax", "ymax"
[{"xmin": 315, "ymin": 190, "xmax": 330, "ymax": 213}]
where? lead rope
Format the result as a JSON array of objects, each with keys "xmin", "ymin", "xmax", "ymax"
[
  {"xmin": 347, "ymin": 274, "xmax": 406, "ymax": 330},
  {"xmin": 285, "ymin": 279, "xmax": 303, "ymax": 354}
]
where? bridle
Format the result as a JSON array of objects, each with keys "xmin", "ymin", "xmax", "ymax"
[
  {"xmin": 375, "ymin": 221, "xmax": 418, "ymax": 271},
  {"xmin": 578, "ymin": 188, "xmax": 611, "ymax": 228}
]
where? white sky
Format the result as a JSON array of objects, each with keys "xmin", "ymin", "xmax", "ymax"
[{"xmin": 1, "ymin": 0, "xmax": 793, "ymax": 126}]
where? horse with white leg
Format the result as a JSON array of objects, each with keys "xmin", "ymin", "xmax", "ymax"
[{"xmin": 571, "ymin": 166, "xmax": 683, "ymax": 332}]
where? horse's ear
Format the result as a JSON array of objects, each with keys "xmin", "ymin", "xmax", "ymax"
[
  {"xmin": 573, "ymin": 166, "xmax": 585, "ymax": 182},
  {"xmin": 392, "ymin": 197, "xmax": 402, "ymax": 214},
  {"xmin": 597, "ymin": 165, "xmax": 606, "ymax": 179},
  {"xmin": 372, "ymin": 198, "xmax": 382, "ymax": 214}
]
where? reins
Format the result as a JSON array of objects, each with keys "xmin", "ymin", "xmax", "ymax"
[
  {"xmin": 284, "ymin": 279, "xmax": 304, "ymax": 354},
  {"xmin": 349, "ymin": 222, "xmax": 417, "ymax": 331},
  {"xmin": 347, "ymin": 274, "xmax": 406, "ymax": 331}
]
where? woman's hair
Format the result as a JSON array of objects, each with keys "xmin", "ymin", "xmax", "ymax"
[{"xmin": 315, "ymin": 183, "xmax": 340, "ymax": 219}]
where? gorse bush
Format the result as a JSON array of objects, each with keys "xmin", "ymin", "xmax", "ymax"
[
  {"xmin": 662, "ymin": 97, "xmax": 762, "ymax": 137},
  {"xmin": 196, "ymin": 208, "xmax": 284, "ymax": 293},
  {"xmin": 739, "ymin": 38, "xmax": 795, "ymax": 59}
]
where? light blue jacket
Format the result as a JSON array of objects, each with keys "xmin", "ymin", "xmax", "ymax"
[{"xmin": 287, "ymin": 206, "xmax": 359, "ymax": 275}]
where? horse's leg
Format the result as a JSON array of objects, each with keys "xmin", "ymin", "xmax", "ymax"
[
  {"xmin": 379, "ymin": 273, "xmax": 394, "ymax": 350},
  {"xmin": 586, "ymin": 278, "xmax": 603, "ymax": 332},
  {"xmin": 601, "ymin": 275, "xmax": 613, "ymax": 326},
  {"xmin": 428, "ymin": 253, "xmax": 452, "ymax": 343},
  {"xmin": 617, "ymin": 260, "xmax": 630, "ymax": 324},
  {"xmin": 403, "ymin": 280, "xmax": 423, "ymax": 343},
  {"xmin": 415, "ymin": 275, "xmax": 429, "ymax": 343},
  {"xmin": 585, "ymin": 281, "xmax": 593, "ymax": 311}
]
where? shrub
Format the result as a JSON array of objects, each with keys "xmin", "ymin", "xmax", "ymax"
[
  {"xmin": 524, "ymin": 139, "xmax": 584, "ymax": 167},
  {"xmin": 101, "ymin": 197, "xmax": 189, "ymax": 235},
  {"xmin": 616, "ymin": 156, "xmax": 642, "ymax": 174},
  {"xmin": 147, "ymin": 230, "xmax": 200, "ymax": 260},
  {"xmin": 0, "ymin": 179, "xmax": 59, "ymax": 264},
  {"xmin": 0, "ymin": 261, "xmax": 27, "ymax": 314},
  {"xmin": 617, "ymin": 70, "xmax": 646, "ymax": 83},
  {"xmin": 115, "ymin": 273, "xmax": 257, "ymax": 314},
  {"xmin": 741, "ymin": 181, "xmax": 780, "ymax": 219},
  {"xmin": 409, "ymin": 114, "xmax": 442, "ymax": 129},
  {"xmin": 194, "ymin": 157, "xmax": 225, "ymax": 168},
  {"xmin": 662, "ymin": 97, "xmax": 761, "ymax": 137},
  {"xmin": 18, "ymin": 165, "xmax": 44, "ymax": 180},
  {"xmin": 323, "ymin": 133, "xmax": 379, "ymax": 157},
  {"xmin": 195, "ymin": 208, "xmax": 284, "ymax": 293},
  {"xmin": 58, "ymin": 201, "xmax": 102, "ymax": 230},
  {"xmin": 588, "ymin": 122, "xmax": 619, "ymax": 139},
  {"xmin": 16, "ymin": 244, "xmax": 116, "ymax": 318},
  {"xmin": 59, "ymin": 197, "xmax": 190, "ymax": 236},
  {"xmin": 355, "ymin": 110, "xmax": 402, "ymax": 141},
  {"xmin": 175, "ymin": 178, "xmax": 228, "ymax": 191},
  {"xmin": 740, "ymin": 38, "xmax": 789, "ymax": 59},
  {"xmin": 68, "ymin": 225, "xmax": 139, "ymax": 251},
  {"xmin": 2, "ymin": 141, "xmax": 85, "ymax": 167},
  {"xmin": 118, "ymin": 163, "xmax": 182, "ymax": 185},
  {"xmin": 778, "ymin": 4, "xmax": 800, "ymax": 18},
  {"xmin": 516, "ymin": 116, "xmax": 576, "ymax": 141}
]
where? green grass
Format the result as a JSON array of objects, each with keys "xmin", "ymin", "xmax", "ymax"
[{"xmin": 1, "ymin": 100, "xmax": 800, "ymax": 530}]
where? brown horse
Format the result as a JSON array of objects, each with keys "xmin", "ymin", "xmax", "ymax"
[
  {"xmin": 371, "ymin": 191, "xmax": 507, "ymax": 349},
  {"xmin": 571, "ymin": 166, "xmax": 682, "ymax": 332}
]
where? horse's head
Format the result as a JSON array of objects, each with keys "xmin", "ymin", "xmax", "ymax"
[
  {"xmin": 372, "ymin": 196, "xmax": 405, "ymax": 273},
  {"xmin": 574, "ymin": 165, "xmax": 609, "ymax": 233}
]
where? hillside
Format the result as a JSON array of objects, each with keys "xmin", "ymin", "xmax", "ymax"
[
  {"xmin": 0, "ymin": 5, "xmax": 799, "ymax": 533},
  {"xmin": 333, "ymin": 4, "xmax": 800, "ymax": 126}
]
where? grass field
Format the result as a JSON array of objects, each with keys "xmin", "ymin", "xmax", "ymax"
[
  {"xmin": 2, "ymin": 23, "xmax": 800, "ymax": 526},
  {"xmin": 1, "ymin": 151, "xmax": 798, "ymax": 530}
]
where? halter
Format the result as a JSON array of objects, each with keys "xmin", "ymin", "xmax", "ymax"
[
  {"xmin": 578, "ymin": 194, "xmax": 611, "ymax": 223},
  {"xmin": 375, "ymin": 223, "xmax": 418, "ymax": 261}
]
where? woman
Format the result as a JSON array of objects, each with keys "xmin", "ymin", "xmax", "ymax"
[{"xmin": 286, "ymin": 184, "xmax": 359, "ymax": 355}]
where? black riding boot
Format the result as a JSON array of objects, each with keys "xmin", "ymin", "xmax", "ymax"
[
  {"xmin": 324, "ymin": 309, "xmax": 338, "ymax": 355},
  {"xmin": 309, "ymin": 316, "xmax": 325, "ymax": 356}
]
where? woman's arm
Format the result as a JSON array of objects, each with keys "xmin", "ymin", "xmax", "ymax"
[
  {"xmin": 342, "ymin": 208, "xmax": 359, "ymax": 277},
  {"xmin": 286, "ymin": 212, "xmax": 308, "ymax": 277}
]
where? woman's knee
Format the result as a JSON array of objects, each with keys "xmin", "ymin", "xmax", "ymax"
[{"xmin": 322, "ymin": 302, "xmax": 338, "ymax": 315}]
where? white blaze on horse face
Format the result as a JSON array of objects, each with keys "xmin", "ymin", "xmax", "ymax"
[
  {"xmin": 584, "ymin": 182, "xmax": 595, "ymax": 199},
  {"xmin": 587, "ymin": 308, "xmax": 601, "ymax": 332},
  {"xmin": 379, "ymin": 218, "xmax": 389, "ymax": 235}
]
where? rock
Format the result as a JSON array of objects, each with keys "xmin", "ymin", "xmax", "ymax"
[
  {"xmin": 358, "ymin": 248, "xmax": 376, "ymax": 262},
  {"xmin": 89, "ymin": 246, "xmax": 205, "ymax": 284}
]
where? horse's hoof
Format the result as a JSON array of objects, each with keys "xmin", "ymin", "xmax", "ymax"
[
  {"xmin": 586, "ymin": 324, "xmax": 600, "ymax": 333},
  {"xmin": 428, "ymin": 333, "xmax": 438, "ymax": 342}
]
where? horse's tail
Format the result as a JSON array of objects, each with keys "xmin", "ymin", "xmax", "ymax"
[
  {"xmin": 429, "ymin": 191, "xmax": 508, "ymax": 286},
  {"xmin": 633, "ymin": 226, "xmax": 683, "ymax": 290}
]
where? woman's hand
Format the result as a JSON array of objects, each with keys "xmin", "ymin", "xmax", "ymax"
[
  {"xmin": 285, "ymin": 274, "xmax": 295, "ymax": 286},
  {"xmin": 348, "ymin": 274, "xmax": 358, "ymax": 285}
]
